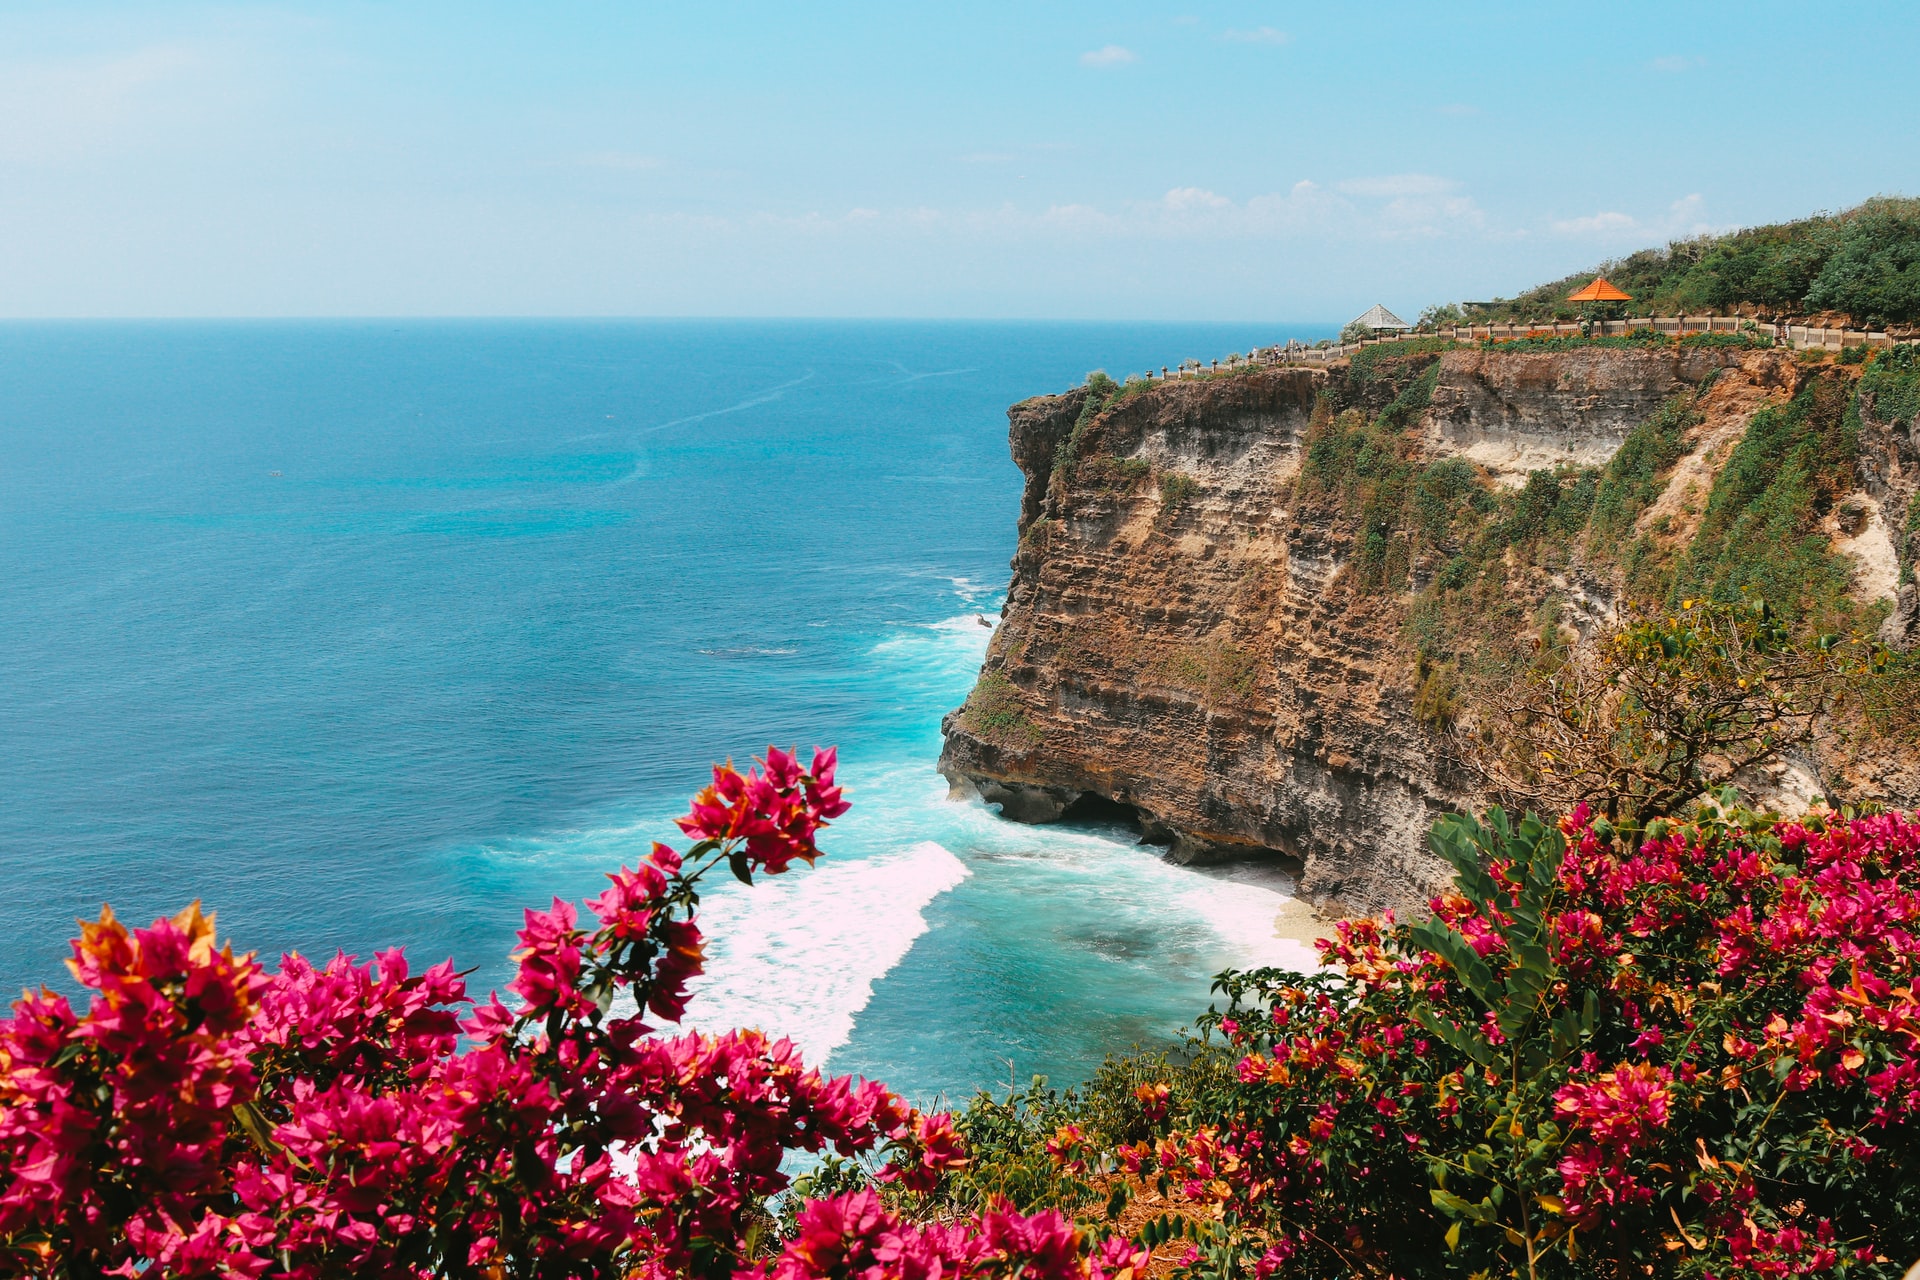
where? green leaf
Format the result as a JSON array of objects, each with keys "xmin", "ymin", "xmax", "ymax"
[
  {"xmin": 728, "ymin": 850, "xmax": 754, "ymax": 885},
  {"xmin": 1412, "ymin": 919, "xmax": 1502, "ymax": 1010},
  {"xmin": 1549, "ymin": 1006, "xmax": 1587, "ymax": 1059},
  {"xmin": 232, "ymin": 1101, "xmax": 281, "ymax": 1154},
  {"xmin": 1414, "ymin": 1006, "xmax": 1495, "ymax": 1066}
]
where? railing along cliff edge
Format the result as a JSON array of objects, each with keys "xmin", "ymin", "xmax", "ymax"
[{"xmin": 1139, "ymin": 316, "xmax": 1915, "ymax": 383}]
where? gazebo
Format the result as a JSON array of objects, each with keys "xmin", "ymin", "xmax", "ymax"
[
  {"xmin": 1566, "ymin": 277, "xmax": 1632, "ymax": 304},
  {"xmin": 1567, "ymin": 276, "xmax": 1632, "ymax": 328},
  {"xmin": 1349, "ymin": 304, "xmax": 1411, "ymax": 335}
]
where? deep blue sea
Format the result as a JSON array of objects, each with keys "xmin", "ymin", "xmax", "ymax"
[{"xmin": 0, "ymin": 320, "xmax": 1329, "ymax": 1104}]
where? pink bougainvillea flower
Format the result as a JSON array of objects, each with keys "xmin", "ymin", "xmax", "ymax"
[{"xmin": 676, "ymin": 746, "xmax": 850, "ymax": 875}]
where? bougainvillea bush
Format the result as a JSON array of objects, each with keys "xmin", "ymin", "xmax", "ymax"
[
  {"xmin": 1133, "ymin": 803, "xmax": 1920, "ymax": 1279},
  {"xmin": 0, "ymin": 747, "xmax": 1149, "ymax": 1280}
]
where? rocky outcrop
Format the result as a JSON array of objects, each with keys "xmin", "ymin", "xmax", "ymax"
[
  {"xmin": 940, "ymin": 344, "xmax": 1916, "ymax": 917},
  {"xmin": 1423, "ymin": 346, "xmax": 1763, "ymax": 481}
]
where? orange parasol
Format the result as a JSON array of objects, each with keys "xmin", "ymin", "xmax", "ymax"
[{"xmin": 1567, "ymin": 276, "xmax": 1632, "ymax": 303}]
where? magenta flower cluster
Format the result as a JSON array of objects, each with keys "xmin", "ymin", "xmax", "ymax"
[
  {"xmin": 0, "ymin": 748, "xmax": 1146, "ymax": 1280},
  {"xmin": 1132, "ymin": 804, "xmax": 1920, "ymax": 1278}
]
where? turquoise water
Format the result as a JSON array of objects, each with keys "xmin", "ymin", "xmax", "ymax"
[{"xmin": 0, "ymin": 320, "xmax": 1326, "ymax": 1104}]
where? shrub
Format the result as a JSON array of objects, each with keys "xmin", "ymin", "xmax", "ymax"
[
  {"xmin": 1859, "ymin": 343, "xmax": 1920, "ymax": 431},
  {"xmin": 0, "ymin": 751, "xmax": 1145, "ymax": 1280},
  {"xmin": 1132, "ymin": 799, "xmax": 1920, "ymax": 1279},
  {"xmin": 1158, "ymin": 472, "xmax": 1202, "ymax": 524},
  {"xmin": 962, "ymin": 671, "xmax": 1046, "ymax": 746},
  {"xmin": 1587, "ymin": 396, "xmax": 1699, "ymax": 553},
  {"xmin": 1378, "ymin": 362, "xmax": 1440, "ymax": 428},
  {"xmin": 1466, "ymin": 197, "xmax": 1920, "ymax": 326},
  {"xmin": 1474, "ymin": 598, "xmax": 1863, "ymax": 825},
  {"xmin": 1085, "ymin": 456, "xmax": 1152, "ymax": 495},
  {"xmin": 1672, "ymin": 375, "xmax": 1858, "ymax": 624}
]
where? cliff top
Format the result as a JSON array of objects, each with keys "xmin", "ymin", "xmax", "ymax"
[{"xmin": 1456, "ymin": 196, "xmax": 1920, "ymax": 328}]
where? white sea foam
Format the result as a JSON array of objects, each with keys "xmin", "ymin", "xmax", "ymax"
[
  {"xmin": 1170, "ymin": 869, "xmax": 1322, "ymax": 975},
  {"xmin": 858, "ymin": 612, "xmax": 1318, "ymax": 978},
  {"xmin": 676, "ymin": 840, "xmax": 971, "ymax": 1065},
  {"xmin": 487, "ymin": 600, "xmax": 1318, "ymax": 1093}
]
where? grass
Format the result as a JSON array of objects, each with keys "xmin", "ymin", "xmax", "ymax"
[
  {"xmin": 1286, "ymin": 355, "xmax": 1885, "ymax": 712},
  {"xmin": 1085, "ymin": 456, "xmax": 1152, "ymax": 495},
  {"xmin": 1154, "ymin": 639, "xmax": 1260, "ymax": 702},
  {"xmin": 1473, "ymin": 329, "xmax": 1770, "ymax": 355},
  {"xmin": 1155, "ymin": 471, "xmax": 1200, "ymax": 526},
  {"xmin": 1586, "ymin": 395, "xmax": 1699, "ymax": 553},
  {"xmin": 960, "ymin": 671, "xmax": 1045, "ymax": 747},
  {"xmin": 1347, "ymin": 338, "xmax": 1455, "ymax": 386},
  {"xmin": 1671, "ymin": 377, "xmax": 1859, "ymax": 625}
]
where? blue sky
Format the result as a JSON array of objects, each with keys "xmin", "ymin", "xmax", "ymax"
[{"xmin": 2, "ymin": 2, "xmax": 1914, "ymax": 319}]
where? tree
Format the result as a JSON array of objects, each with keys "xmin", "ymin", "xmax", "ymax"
[{"xmin": 1468, "ymin": 597, "xmax": 1866, "ymax": 826}]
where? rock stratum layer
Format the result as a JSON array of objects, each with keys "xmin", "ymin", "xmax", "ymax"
[{"xmin": 941, "ymin": 342, "xmax": 1920, "ymax": 915}]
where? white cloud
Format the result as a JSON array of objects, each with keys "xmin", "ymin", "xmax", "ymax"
[
  {"xmin": 663, "ymin": 172, "xmax": 1488, "ymax": 247},
  {"xmin": 1079, "ymin": 45, "xmax": 1137, "ymax": 68},
  {"xmin": 1336, "ymin": 173, "xmax": 1457, "ymax": 198},
  {"xmin": 1666, "ymin": 193, "xmax": 1714, "ymax": 234},
  {"xmin": 1222, "ymin": 26, "xmax": 1290, "ymax": 45},
  {"xmin": 1552, "ymin": 210, "xmax": 1637, "ymax": 235},
  {"xmin": 1649, "ymin": 55, "xmax": 1704, "ymax": 72},
  {"xmin": 1162, "ymin": 186, "xmax": 1231, "ymax": 212},
  {"xmin": 1550, "ymin": 194, "xmax": 1720, "ymax": 240}
]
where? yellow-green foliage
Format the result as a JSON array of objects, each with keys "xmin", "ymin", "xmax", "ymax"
[
  {"xmin": 961, "ymin": 671, "xmax": 1044, "ymax": 747},
  {"xmin": 1156, "ymin": 471, "xmax": 1201, "ymax": 525},
  {"xmin": 1084, "ymin": 456, "xmax": 1152, "ymax": 495},
  {"xmin": 1586, "ymin": 396, "xmax": 1698, "ymax": 553},
  {"xmin": 1671, "ymin": 376, "xmax": 1858, "ymax": 625},
  {"xmin": 1298, "ymin": 352, "xmax": 1887, "ymax": 706}
]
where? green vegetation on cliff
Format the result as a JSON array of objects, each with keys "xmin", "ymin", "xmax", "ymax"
[
  {"xmin": 1671, "ymin": 377, "xmax": 1858, "ymax": 621},
  {"xmin": 1288, "ymin": 347, "xmax": 1894, "ymax": 732},
  {"xmin": 1468, "ymin": 196, "xmax": 1920, "ymax": 327}
]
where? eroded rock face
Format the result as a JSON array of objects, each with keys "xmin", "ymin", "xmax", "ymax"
[
  {"xmin": 938, "ymin": 346, "xmax": 1798, "ymax": 916},
  {"xmin": 1424, "ymin": 347, "xmax": 1751, "ymax": 482}
]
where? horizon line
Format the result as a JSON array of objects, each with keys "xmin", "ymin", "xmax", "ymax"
[{"xmin": 0, "ymin": 314, "xmax": 1344, "ymax": 327}]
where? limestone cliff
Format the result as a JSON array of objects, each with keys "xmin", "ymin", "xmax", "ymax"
[{"xmin": 941, "ymin": 342, "xmax": 1920, "ymax": 916}]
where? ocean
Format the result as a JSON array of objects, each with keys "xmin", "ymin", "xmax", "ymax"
[{"xmin": 0, "ymin": 319, "xmax": 1328, "ymax": 1105}]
